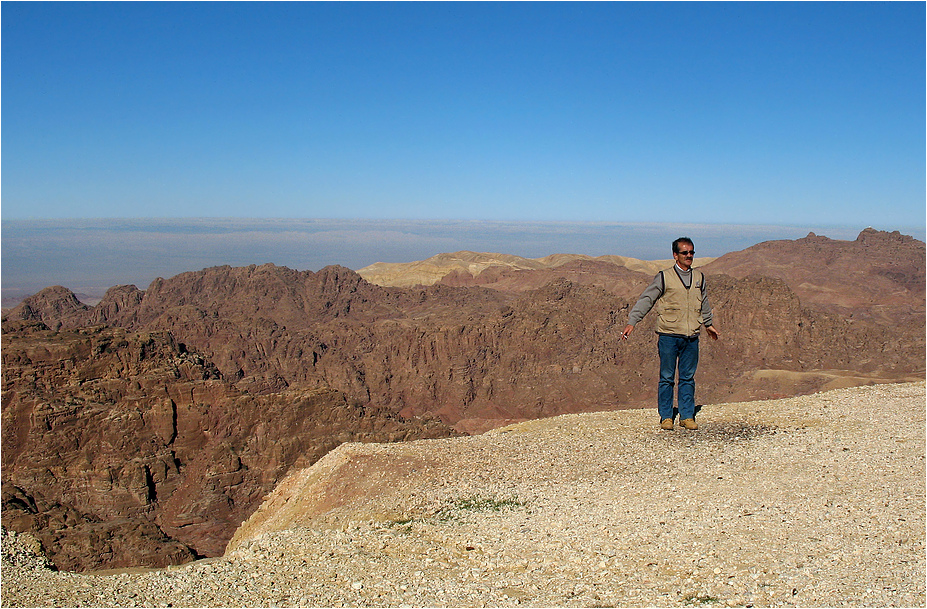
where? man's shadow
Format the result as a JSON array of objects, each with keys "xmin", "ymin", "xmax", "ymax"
[{"xmin": 672, "ymin": 404, "xmax": 703, "ymax": 421}]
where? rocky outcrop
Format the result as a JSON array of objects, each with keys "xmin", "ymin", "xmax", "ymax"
[
  {"xmin": 4, "ymin": 286, "xmax": 90, "ymax": 331},
  {"xmin": 1, "ymin": 321, "xmax": 456, "ymax": 571}
]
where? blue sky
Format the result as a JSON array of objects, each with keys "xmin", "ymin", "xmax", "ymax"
[{"xmin": 3, "ymin": 2, "xmax": 924, "ymax": 229}]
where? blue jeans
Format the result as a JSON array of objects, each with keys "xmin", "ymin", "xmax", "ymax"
[{"xmin": 657, "ymin": 334, "xmax": 699, "ymax": 421}]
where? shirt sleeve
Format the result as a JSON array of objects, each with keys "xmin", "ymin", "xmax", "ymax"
[
  {"xmin": 700, "ymin": 277, "xmax": 714, "ymax": 327},
  {"xmin": 627, "ymin": 273, "xmax": 664, "ymax": 326}
]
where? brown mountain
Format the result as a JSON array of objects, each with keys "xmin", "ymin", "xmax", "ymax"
[
  {"xmin": 2, "ymin": 228, "xmax": 923, "ymax": 572},
  {"xmin": 703, "ymin": 228, "xmax": 925, "ymax": 326}
]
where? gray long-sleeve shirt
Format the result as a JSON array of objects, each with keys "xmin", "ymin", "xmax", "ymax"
[{"xmin": 627, "ymin": 265, "xmax": 714, "ymax": 329}]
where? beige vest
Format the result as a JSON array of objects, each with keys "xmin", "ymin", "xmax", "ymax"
[{"xmin": 655, "ymin": 267, "xmax": 705, "ymax": 336}]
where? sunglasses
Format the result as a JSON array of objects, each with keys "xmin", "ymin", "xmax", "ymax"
[{"xmin": 677, "ymin": 250, "xmax": 695, "ymax": 256}]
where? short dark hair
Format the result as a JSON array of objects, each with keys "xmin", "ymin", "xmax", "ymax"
[{"xmin": 672, "ymin": 237, "xmax": 694, "ymax": 254}]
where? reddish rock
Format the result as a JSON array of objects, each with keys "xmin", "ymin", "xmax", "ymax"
[
  {"xmin": 1, "ymin": 321, "xmax": 456, "ymax": 571},
  {"xmin": 2, "ymin": 229, "xmax": 923, "ymax": 571}
]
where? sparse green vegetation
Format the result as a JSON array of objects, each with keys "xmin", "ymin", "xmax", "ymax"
[
  {"xmin": 435, "ymin": 495, "xmax": 524, "ymax": 521},
  {"xmin": 684, "ymin": 594, "xmax": 722, "ymax": 606},
  {"xmin": 387, "ymin": 494, "xmax": 524, "ymax": 530},
  {"xmin": 386, "ymin": 517, "xmax": 416, "ymax": 533}
]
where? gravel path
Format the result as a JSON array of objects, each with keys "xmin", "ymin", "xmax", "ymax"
[{"xmin": 3, "ymin": 382, "xmax": 924, "ymax": 608}]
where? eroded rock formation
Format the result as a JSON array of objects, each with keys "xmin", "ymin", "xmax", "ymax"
[
  {"xmin": 2, "ymin": 228, "xmax": 923, "ymax": 571},
  {"xmin": 1, "ymin": 321, "xmax": 455, "ymax": 571}
]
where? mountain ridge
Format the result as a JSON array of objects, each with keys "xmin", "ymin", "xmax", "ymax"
[{"xmin": 2, "ymin": 227, "xmax": 923, "ymax": 572}]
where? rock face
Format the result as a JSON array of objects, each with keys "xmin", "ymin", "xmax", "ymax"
[
  {"xmin": 1, "ymin": 228, "xmax": 923, "ymax": 572},
  {"xmin": 1, "ymin": 320, "xmax": 456, "ymax": 571}
]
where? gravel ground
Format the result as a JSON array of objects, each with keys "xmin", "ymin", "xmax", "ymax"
[{"xmin": 3, "ymin": 381, "xmax": 924, "ymax": 608}]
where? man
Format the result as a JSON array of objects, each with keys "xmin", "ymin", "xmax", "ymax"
[{"xmin": 621, "ymin": 237, "xmax": 720, "ymax": 430}]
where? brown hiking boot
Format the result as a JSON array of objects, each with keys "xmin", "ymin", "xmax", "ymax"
[
  {"xmin": 680, "ymin": 418, "xmax": 699, "ymax": 430},
  {"xmin": 660, "ymin": 418, "xmax": 674, "ymax": 430}
]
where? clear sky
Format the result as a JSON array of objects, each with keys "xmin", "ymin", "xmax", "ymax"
[{"xmin": 2, "ymin": 2, "xmax": 924, "ymax": 229}]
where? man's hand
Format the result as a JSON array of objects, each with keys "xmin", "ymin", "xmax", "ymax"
[
  {"xmin": 621, "ymin": 325, "xmax": 634, "ymax": 340},
  {"xmin": 705, "ymin": 325, "xmax": 720, "ymax": 340}
]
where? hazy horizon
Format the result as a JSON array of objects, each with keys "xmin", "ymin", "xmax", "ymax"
[{"xmin": 3, "ymin": 218, "xmax": 921, "ymax": 307}]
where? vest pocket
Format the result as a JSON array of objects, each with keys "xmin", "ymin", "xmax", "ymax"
[{"xmin": 661, "ymin": 306, "xmax": 680, "ymax": 322}]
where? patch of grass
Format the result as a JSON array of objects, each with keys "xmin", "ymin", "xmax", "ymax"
[
  {"xmin": 436, "ymin": 495, "xmax": 524, "ymax": 521},
  {"xmin": 684, "ymin": 594, "xmax": 722, "ymax": 606},
  {"xmin": 386, "ymin": 517, "xmax": 416, "ymax": 533},
  {"xmin": 386, "ymin": 494, "xmax": 525, "ymax": 529}
]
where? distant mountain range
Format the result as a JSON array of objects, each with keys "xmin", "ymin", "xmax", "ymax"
[{"xmin": 2, "ymin": 227, "xmax": 923, "ymax": 572}]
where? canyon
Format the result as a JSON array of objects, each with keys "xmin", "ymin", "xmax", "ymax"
[{"xmin": 1, "ymin": 228, "xmax": 923, "ymax": 572}]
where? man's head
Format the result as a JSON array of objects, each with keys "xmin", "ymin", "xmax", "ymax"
[{"xmin": 672, "ymin": 237, "xmax": 695, "ymax": 270}]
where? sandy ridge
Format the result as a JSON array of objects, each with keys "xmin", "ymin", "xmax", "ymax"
[
  {"xmin": 3, "ymin": 381, "xmax": 924, "ymax": 608},
  {"xmin": 356, "ymin": 251, "xmax": 716, "ymax": 288}
]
